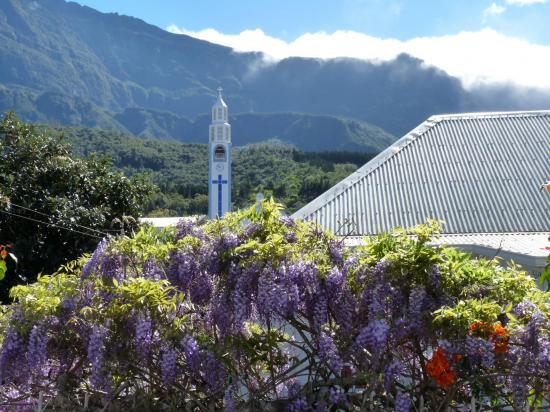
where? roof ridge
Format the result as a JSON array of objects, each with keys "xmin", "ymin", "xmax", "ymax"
[
  {"xmin": 437, "ymin": 231, "xmax": 550, "ymax": 236},
  {"xmin": 429, "ymin": 109, "xmax": 550, "ymax": 121},
  {"xmin": 344, "ymin": 231, "xmax": 550, "ymax": 237},
  {"xmin": 292, "ymin": 117, "xmax": 440, "ymax": 219}
]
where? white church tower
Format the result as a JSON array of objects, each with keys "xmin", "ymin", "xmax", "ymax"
[{"xmin": 208, "ymin": 87, "xmax": 232, "ymax": 219}]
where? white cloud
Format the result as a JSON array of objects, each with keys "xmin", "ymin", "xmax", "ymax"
[
  {"xmin": 483, "ymin": 2, "xmax": 507, "ymax": 16},
  {"xmin": 167, "ymin": 25, "xmax": 550, "ymax": 90},
  {"xmin": 505, "ymin": 0, "xmax": 547, "ymax": 5}
]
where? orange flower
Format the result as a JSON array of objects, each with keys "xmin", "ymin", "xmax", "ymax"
[
  {"xmin": 436, "ymin": 369, "xmax": 456, "ymax": 389},
  {"xmin": 426, "ymin": 347, "xmax": 456, "ymax": 389},
  {"xmin": 0, "ymin": 244, "xmax": 12, "ymax": 260},
  {"xmin": 469, "ymin": 321, "xmax": 493, "ymax": 338},
  {"xmin": 469, "ymin": 321, "xmax": 509, "ymax": 354},
  {"xmin": 469, "ymin": 321, "xmax": 486, "ymax": 331},
  {"xmin": 491, "ymin": 323, "xmax": 509, "ymax": 354}
]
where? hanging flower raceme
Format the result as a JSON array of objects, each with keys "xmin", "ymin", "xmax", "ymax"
[{"xmin": 0, "ymin": 201, "xmax": 549, "ymax": 411}]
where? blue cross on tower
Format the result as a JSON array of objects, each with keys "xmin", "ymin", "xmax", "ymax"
[{"xmin": 212, "ymin": 174, "xmax": 228, "ymax": 217}]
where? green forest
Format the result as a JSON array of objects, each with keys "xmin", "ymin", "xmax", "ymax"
[{"xmin": 57, "ymin": 125, "xmax": 377, "ymax": 216}]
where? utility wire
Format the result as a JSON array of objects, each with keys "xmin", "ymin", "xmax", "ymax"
[
  {"xmin": 1, "ymin": 198, "xmax": 113, "ymax": 236},
  {"xmin": 9, "ymin": 201, "xmax": 109, "ymax": 236},
  {"xmin": 0, "ymin": 208, "xmax": 104, "ymax": 240}
]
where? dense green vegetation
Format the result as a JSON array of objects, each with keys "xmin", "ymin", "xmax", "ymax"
[
  {"xmin": 1, "ymin": 202, "xmax": 549, "ymax": 410},
  {"xmin": 0, "ymin": 113, "xmax": 376, "ymax": 288},
  {"xmin": 59, "ymin": 125, "xmax": 376, "ymax": 216},
  {"xmin": 0, "ymin": 114, "xmax": 152, "ymax": 295}
]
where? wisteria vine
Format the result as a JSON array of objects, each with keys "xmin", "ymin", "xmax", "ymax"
[{"xmin": 0, "ymin": 199, "xmax": 550, "ymax": 411}]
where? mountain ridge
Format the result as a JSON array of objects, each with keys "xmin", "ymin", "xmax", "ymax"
[
  {"xmin": 1, "ymin": 0, "xmax": 550, "ymax": 146},
  {"xmin": 113, "ymin": 108, "xmax": 395, "ymax": 152}
]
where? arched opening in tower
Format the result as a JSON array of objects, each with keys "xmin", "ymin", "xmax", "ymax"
[{"xmin": 214, "ymin": 145, "xmax": 226, "ymax": 161}]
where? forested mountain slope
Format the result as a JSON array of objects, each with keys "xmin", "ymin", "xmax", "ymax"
[
  {"xmin": 2, "ymin": 0, "xmax": 549, "ymax": 142},
  {"xmin": 58, "ymin": 125, "xmax": 377, "ymax": 215}
]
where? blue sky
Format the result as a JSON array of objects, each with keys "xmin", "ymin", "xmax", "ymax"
[
  {"xmin": 72, "ymin": 0, "xmax": 550, "ymax": 89},
  {"xmin": 73, "ymin": 0, "xmax": 550, "ymax": 44}
]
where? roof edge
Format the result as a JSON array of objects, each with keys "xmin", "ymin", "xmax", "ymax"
[
  {"xmin": 429, "ymin": 109, "xmax": 550, "ymax": 121},
  {"xmin": 292, "ymin": 116, "xmax": 440, "ymax": 219},
  {"xmin": 344, "ymin": 231, "xmax": 550, "ymax": 238},
  {"xmin": 343, "ymin": 232, "xmax": 550, "ymax": 264},
  {"xmin": 292, "ymin": 109, "xmax": 550, "ymax": 221}
]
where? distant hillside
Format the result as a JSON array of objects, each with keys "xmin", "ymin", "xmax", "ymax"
[
  {"xmin": 2, "ymin": 0, "xmax": 550, "ymax": 142},
  {"xmin": 0, "ymin": 85, "xmax": 395, "ymax": 151},
  {"xmin": 114, "ymin": 108, "xmax": 395, "ymax": 152},
  {"xmin": 57, "ymin": 125, "xmax": 377, "ymax": 215}
]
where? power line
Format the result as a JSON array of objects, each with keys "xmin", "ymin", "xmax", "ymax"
[
  {"xmin": 1, "ymin": 198, "xmax": 111, "ymax": 237},
  {"xmin": 0, "ymin": 208, "xmax": 104, "ymax": 240},
  {"xmin": 10, "ymin": 202, "xmax": 109, "ymax": 236}
]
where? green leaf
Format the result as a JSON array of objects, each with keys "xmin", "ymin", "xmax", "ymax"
[
  {"xmin": 0, "ymin": 260, "xmax": 6, "ymax": 281},
  {"xmin": 539, "ymin": 263, "xmax": 550, "ymax": 291}
]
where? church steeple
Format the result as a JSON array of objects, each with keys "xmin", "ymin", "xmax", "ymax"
[
  {"xmin": 208, "ymin": 87, "xmax": 232, "ymax": 219},
  {"xmin": 211, "ymin": 87, "xmax": 228, "ymax": 124}
]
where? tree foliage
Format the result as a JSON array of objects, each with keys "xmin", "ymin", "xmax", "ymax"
[
  {"xmin": 0, "ymin": 201, "xmax": 549, "ymax": 411},
  {"xmin": 63, "ymin": 125, "xmax": 376, "ymax": 215},
  {"xmin": 0, "ymin": 113, "xmax": 153, "ymax": 298}
]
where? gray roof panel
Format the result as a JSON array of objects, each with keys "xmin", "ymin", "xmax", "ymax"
[{"xmin": 293, "ymin": 111, "xmax": 550, "ymax": 235}]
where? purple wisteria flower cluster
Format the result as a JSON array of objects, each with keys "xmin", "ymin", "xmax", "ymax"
[{"xmin": 1, "ymin": 202, "xmax": 550, "ymax": 411}]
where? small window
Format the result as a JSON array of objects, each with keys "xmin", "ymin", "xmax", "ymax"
[
  {"xmin": 214, "ymin": 145, "xmax": 226, "ymax": 161},
  {"xmin": 216, "ymin": 127, "xmax": 223, "ymax": 140},
  {"xmin": 217, "ymin": 108, "xmax": 222, "ymax": 119}
]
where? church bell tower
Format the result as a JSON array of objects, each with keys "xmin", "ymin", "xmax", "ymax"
[{"xmin": 208, "ymin": 87, "xmax": 232, "ymax": 219}]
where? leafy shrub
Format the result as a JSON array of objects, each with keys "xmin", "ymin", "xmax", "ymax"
[
  {"xmin": 0, "ymin": 113, "xmax": 153, "ymax": 298},
  {"xmin": 0, "ymin": 200, "xmax": 549, "ymax": 411}
]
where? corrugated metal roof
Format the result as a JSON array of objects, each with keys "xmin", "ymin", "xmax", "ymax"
[
  {"xmin": 344, "ymin": 232, "xmax": 550, "ymax": 271},
  {"xmin": 432, "ymin": 232, "xmax": 550, "ymax": 259},
  {"xmin": 345, "ymin": 232, "xmax": 549, "ymax": 256},
  {"xmin": 293, "ymin": 110, "xmax": 550, "ymax": 235}
]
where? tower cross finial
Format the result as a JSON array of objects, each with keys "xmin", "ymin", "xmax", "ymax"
[{"xmin": 217, "ymin": 86, "xmax": 223, "ymax": 97}]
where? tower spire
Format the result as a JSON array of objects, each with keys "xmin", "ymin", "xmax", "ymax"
[{"xmin": 208, "ymin": 86, "xmax": 232, "ymax": 218}]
